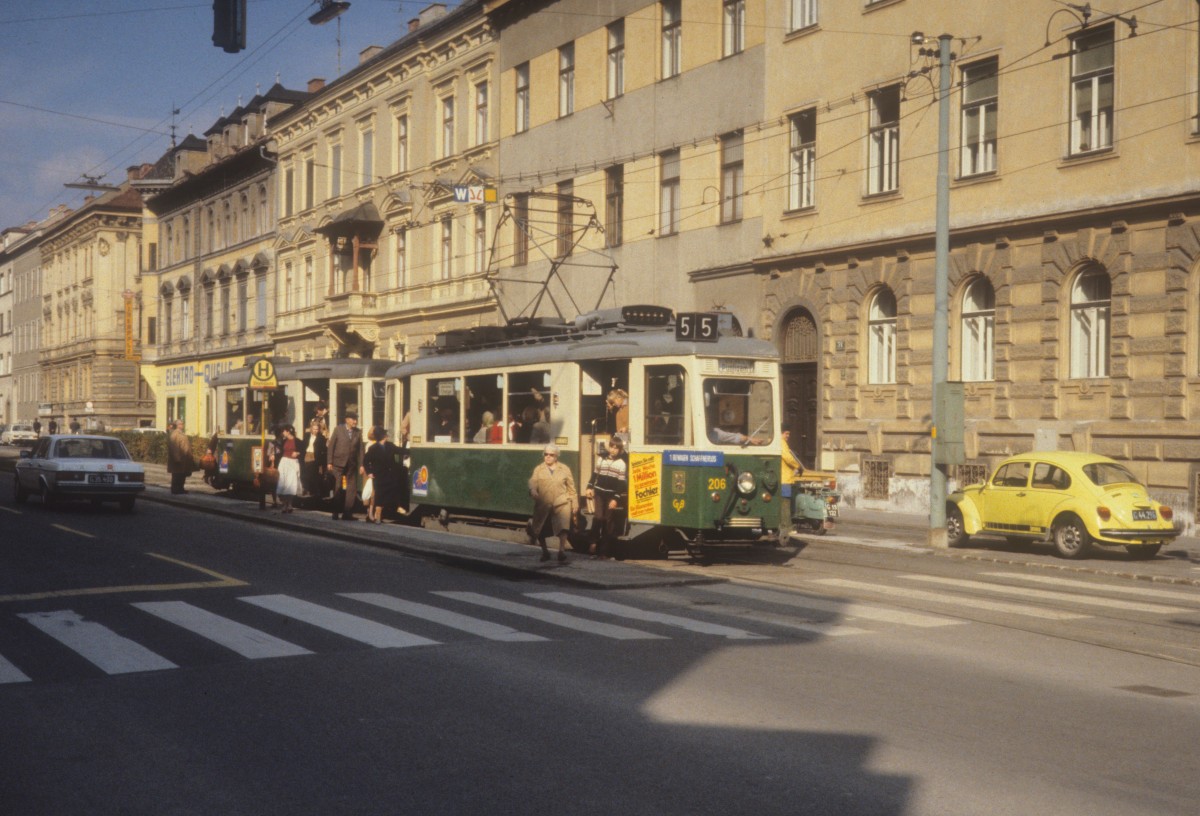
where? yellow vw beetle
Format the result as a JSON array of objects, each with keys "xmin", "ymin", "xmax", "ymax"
[{"xmin": 946, "ymin": 452, "xmax": 1180, "ymax": 559}]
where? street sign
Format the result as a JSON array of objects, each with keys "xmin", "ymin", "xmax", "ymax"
[{"xmin": 249, "ymin": 358, "xmax": 278, "ymax": 390}]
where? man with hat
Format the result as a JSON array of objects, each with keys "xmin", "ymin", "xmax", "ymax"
[{"xmin": 327, "ymin": 410, "xmax": 363, "ymax": 520}]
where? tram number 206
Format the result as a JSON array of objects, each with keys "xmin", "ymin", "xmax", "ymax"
[{"xmin": 707, "ymin": 477, "xmax": 727, "ymax": 491}]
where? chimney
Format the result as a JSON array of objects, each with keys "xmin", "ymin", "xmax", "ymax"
[
  {"xmin": 359, "ymin": 45, "xmax": 382, "ymax": 64},
  {"xmin": 418, "ymin": 3, "xmax": 447, "ymax": 26},
  {"xmin": 308, "ymin": 77, "xmax": 326, "ymax": 93},
  {"xmin": 408, "ymin": 17, "xmax": 420, "ymax": 33}
]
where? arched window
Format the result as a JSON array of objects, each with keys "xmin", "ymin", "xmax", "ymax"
[
  {"xmin": 782, "ymin": 310, "xmax": 818, "ymax": 363},
  {"xmin": 867, "ymin": 288, "xmax": 897, "ymax": 384},
  {"xmin": 1070, "ymin": 267, "xmax": 1110, "ymax": 378},
  {"xmin": 961, "ymin": 277, "xmax": 995, "ymax": 381}
]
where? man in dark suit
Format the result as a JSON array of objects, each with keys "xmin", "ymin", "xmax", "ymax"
[{"xmin": 326, "ymin": 410, "xmax": 363, "ymax": 520}]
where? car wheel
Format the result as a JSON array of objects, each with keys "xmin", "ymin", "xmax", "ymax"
[
  {"xmin": 946, "ymin": 505, "xmax": 969, "ymax": 547},
  {"xmin": 13, "ymin": 476, "xmax": 28, "ymax": 504},
  {"xmin": 119, "ymin": 496, "xmax": 136, "ymax": 513},
  {"xmin": 39, "ymin": 481, "xmax": 56, "ymax": 509},
  {"xmin": 1052, "ymin": 516, "xmax": 1091, "ymax": 559},
  {"xmin": 1124, "ymin": 544, "xmax": 1161, "ymax": 560}
]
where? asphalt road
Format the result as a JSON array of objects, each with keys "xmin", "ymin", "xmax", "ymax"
[{"xmin": 2, "ymin": 497, "xmax": 1199, "ymax": 815}]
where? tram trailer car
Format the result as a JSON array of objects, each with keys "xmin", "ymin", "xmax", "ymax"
[
  {"xmin": 386, "ymin": 306, "xmax": 789, "ymax": 558},
  {"xmin": 206, "ymin": 358, "xmax": 394, "ymax": 496}
]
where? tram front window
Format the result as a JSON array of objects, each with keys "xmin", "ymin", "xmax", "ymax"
[
  {"xmin": 704, "ymin": 378, "xmax": 774, "ymax": 446},
  {"xmin": 645, "ymin": 365, "xmax": 686, "ymax": 445}
]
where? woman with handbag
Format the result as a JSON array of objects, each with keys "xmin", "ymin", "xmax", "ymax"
[{"xmin": 362, "ymin": 427, "xmax": 401, "ymax": 523}]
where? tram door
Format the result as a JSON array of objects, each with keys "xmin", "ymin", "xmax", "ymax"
[
  {"xmin": 780, "ymin": 309, "xmax": 819, "ymax": 468},
  {"xmin": 332, "ymin": 381, "xmax": 362, "ymax": 428},
  {"xmin": 579, "ymin": 361, "xmax": 629, "ymax": 495}
]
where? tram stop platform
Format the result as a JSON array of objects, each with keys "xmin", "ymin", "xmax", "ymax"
[{"xmin": 134, "ymin": 462, "xmax": 726, "ymax": 590}]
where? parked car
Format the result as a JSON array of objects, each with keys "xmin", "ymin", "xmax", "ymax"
[
  {"xmin": 13, "ymin": 434, "xmax": 145, "ymax": 511},
  {"xmin": 1, "ymin": 424, "xmax": 37, "ymax": 446},
  {"xmin": 947, "ymin": 452, "xmax": 1180, "ymax": 559}
]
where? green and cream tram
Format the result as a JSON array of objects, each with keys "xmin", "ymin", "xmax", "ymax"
[
  {"xmin": 206, "ymin": 357, "xmax": 393, "ymax": 492},
  {"xmin": 387, "ymin": 306, "xmax": 787, "ymax": 557}
]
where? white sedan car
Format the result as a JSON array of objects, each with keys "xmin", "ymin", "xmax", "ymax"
[
  {"xmin": 14, "ymin": 435, "xmax": 145, "ymax": 511},
  {"xmin": 1, "ymin": 424, "xmax": 37, "ymax": 445}
]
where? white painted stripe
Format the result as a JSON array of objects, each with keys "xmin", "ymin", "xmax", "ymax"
[
  {"xmin": 526, "ymin": 591, "xmax": 769, "ymax": 640},
  {"xmin": 341, "ymin": 594, "xmax": 547, "ymax": 642},
  {"xmin": 433, "ymin": 592, "xmax": 666, "ymax": 640},
  {"xmin": 19, "ymin": 610, "xmax": 177, "ymax": 674},
  {"xmin": 701, "ymin": 583, "xmax": 961, "ymax": 628},
  {"xmin": 982, "ymin": 572, "xmax": 1200, "ymax": 604},
  {"xmin": 133, "ymin": 601, "xmax": 312, "ymax": 659},
  {"xmin": 903, "ymin": 574, "xmax": 1189, "ymax": 614},
  {"xmin": 714, "ymin": 609, "xmax": 870, "ymax": 638},
  {"xmin": 0, "ymin": 653, "xmax": 31, "ymax": 684},
  {"xmin": 51, "ymin": 524, "xmax": 94, "ymax": 539},
  {"xmin": 239, "ymin": 595, "xmax": 439, "ymax": 649},
  {"xmin": 0, "ymin": 506, "xmax": 20, "ymax": 515},
  {"xmin": 814, "ymin": 579, "xmax": 1089, "ymax": 620}
]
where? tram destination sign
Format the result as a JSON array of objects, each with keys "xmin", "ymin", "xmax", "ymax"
[{"xmin": 675, "ymin": 312, "xmax": 719, "ymax": 343}]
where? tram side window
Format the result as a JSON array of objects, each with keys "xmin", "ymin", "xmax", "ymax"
[
  {"xmin": 225, "ymin": 388, "xmax": 246, "ymax": 433},
  {"xmin": 704, "ymin": 377, "xmax": 774, "ymax": 446},
  {"xmin": 645, "ymin": 365, "xmax": 687, "ymax": 445},
  {"xmin": 428, "ymin": 378, "xmax": 462, "ymax": 442},
  {"xmin": 507, "ymin": 370, "xmax": 551, "ymax": 443},
  {"xmin": 466, "ymin": 373, "xmax": 504, "ymax": 443}
]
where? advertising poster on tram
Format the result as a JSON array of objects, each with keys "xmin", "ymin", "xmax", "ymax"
[{"xmin": 628, "ymin": 452, "xmax": 661, "ymax": 523}]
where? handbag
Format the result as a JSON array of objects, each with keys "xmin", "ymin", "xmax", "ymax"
[{"xmin": 361, "ymin": 475, "xmax": 375, "ymax": 503}]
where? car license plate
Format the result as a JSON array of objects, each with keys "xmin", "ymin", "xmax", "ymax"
[
  {"xmin": 826, "ymin": 504, "xmax": 839, "ymax": 518},
  {"xmin": 1132, "ymin": 509, "xmax": 1156, "ymax": 521},
  {"xmin": 88, "ymin": 474, "xmax": 115, "ymax": 484}
]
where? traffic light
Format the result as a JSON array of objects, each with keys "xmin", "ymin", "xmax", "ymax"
[{"xmin": 212, "ymin": 0, "xmax": 246, "ymax": 53}]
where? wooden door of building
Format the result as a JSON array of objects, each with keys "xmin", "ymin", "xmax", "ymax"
[{"xmin": 780, "ymin": 309, "xmax": 819, "ymax": 468}]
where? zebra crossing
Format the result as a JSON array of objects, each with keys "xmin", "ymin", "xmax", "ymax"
[
  {"xmin": 0, "ymin": 584, "xmax": 945, "ymax": 685},
  {"xmin": 2, "ymin": 572, "xmax": 1195, "ymax": 685}
]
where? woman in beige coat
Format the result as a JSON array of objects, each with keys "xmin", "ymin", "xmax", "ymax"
[{"xmin": 527, "ymin": 443, "xmax": 579, "ymax": 562}]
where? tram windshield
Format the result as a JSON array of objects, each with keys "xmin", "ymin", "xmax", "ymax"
[{"xmin": 703, "ymin": 377, "xmax": 774, "ymax": 446}]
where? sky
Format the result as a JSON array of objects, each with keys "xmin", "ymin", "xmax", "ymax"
[{"xmin": 0, "ymin": 1, "xmax": 460, "ymax": 232}]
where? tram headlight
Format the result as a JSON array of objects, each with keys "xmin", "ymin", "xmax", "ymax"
[{"xmin": 737, "ymin": 471, "xmax": 756, "ymax": 495}]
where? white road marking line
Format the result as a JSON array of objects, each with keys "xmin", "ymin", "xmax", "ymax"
[
  {"xmin": 51, "ymin": 524, "xmax": 94, "ymax": 538},
  {"xmin": 341, "ymin": 593, "xmax": 548, "ymax": 642},
  {"xmin": 433, "ymin": 592, "xmax": 666, "ymax": 640},
  {"xmin": 813, "ymin": 579, "xmax": 1090, "ymax": 620},
  {"xmin": 133, "ymin": 601, "xmax": 312, "ymax": 659},
  {"xmin": 711, "ymin": 608, "xmax": 871, "ymax": 638},
  {"xmin": 0, "ymin": 506, "xmax": 20, "ymax": 514},
  {"xmin": 702, "ymin": 583, "xmax": 962, "ymax": 628},
  {"xmin": 0, "ymin": 653, "xmax": 31, "ymax": 684},
  {"xmin": 239, "ymin": 595, "xmax": 439, "ymax": 649},
  {"xmin": 19, "ymin": 610, "xmax": 177, "ymax": 674},
  {"xmin": 903, "ymin": 574, "xmax": 1189, "ymax": 614},
  {"xmin": 526, "ymin": 591, "xmax": 769, "ymax": 640},
  {"xmin": 982, "ymin": 572, "xmax": 1200, "ymax": 604}
]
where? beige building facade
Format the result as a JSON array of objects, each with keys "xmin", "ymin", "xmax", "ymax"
[
  {"xmin": 270, "ymin": 1, "xmax": 500, "ymax": 369},
  {"xmin": 143, "ymin": 84, "xmax": 309, "ymax": 435},
  {"xmin": 487, "ymin": 0, "xmax": 1200, "ymax": 529},
  {"xmin": 38, "ymin": 186, "xmax": 152, "ymax": 431}
]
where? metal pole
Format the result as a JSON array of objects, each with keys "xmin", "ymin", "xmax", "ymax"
[{"xmin": 929, "ymin": 34, "xmax": 953, "ymax": 547}]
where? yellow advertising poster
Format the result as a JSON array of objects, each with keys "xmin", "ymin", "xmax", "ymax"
[{"xmin": 628, "ymin": 452, "xmax": 661, "ymax": 523}]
